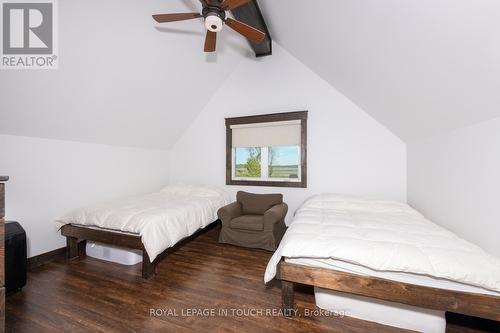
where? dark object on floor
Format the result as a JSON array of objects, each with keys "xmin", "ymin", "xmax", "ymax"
[
  {"xmin": 218, "ymin": 191, "xmax": 287, "ymax": 251},
  {"xmin": 446, "ymin": 312, "xmax": 500, "ymax": 333},
  {"xmin": 5, "ymin": 221, "xmax": 27, "ymax": 294}
]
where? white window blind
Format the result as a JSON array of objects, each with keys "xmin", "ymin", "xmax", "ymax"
[{"xmin": 230, "ymin": 120, "xmax": 301, "ymax": 148}]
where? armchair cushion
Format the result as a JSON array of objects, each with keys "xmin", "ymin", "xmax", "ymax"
[
  {"xmin": 237, "ymin": 191, "xmax": 283, "ymax": 215},
  {"xmin": 230, "ymin": 215, "xmax": 264, "ymax": 231}
]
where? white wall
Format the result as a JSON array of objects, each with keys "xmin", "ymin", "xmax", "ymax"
[
  {"xmin": 0, "ymin": 0, "xmax": 245, "ymax": 149},
  {"xmin": 169, "ymin": 44, "xmax": 407, "ymax": 220},
  {"xmin": 0, "ymin": 135, "xmax": 170, "ymax": 257},
  {"xmin": 408, "ymin": 117, "xmax": 500, "ymax": 257}
]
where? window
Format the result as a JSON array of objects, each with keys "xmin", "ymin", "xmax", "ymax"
[
  {"xmin": 232, "ymin": 146, "xmax": 300, "ymax": 182},
  {"xmin": 269, "ymin": 146, "xmax": 300, "ymax": 179},
  {"xmin": 234, "ymin": 147, "xmax": 262, "ymax": 178},
  {"xmin": 226, "ymin": 111, "xmax": 307, "ymax": 188}
]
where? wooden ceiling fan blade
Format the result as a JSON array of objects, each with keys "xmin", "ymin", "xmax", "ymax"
[
  {"xmin": 152, "ymin": 13, "xmax": 202, "ymax": 23},
  {"xmin": 204, "ymin": 30, "xmax": 217, "ymax": 52},
  {"xmin": 225, "ymin": 18, "xmax": 265, "ymax": 43},
  {"xmin": 221, "ymin": 0, "xmax": 252, "ymax": 10}
]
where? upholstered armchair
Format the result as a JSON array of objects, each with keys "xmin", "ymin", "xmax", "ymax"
[{"xmin": 218, "ymin": 191, "xmax": 288, "ymax": 251}]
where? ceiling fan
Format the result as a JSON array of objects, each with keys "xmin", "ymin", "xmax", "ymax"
[{"xmin": 152, "ymin": 0, "xmax": 266, "ymax": 52}]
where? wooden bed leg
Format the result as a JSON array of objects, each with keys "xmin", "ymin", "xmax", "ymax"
[
  {"xmin": 282, "ymin": 280, "xmax": 295, "ymax": 317},
  {"xmin": 142, "ymin": 250, "xmax": 156, "ymax": 279},
  {"xmin": 66, "ymin": 236, "xmax": 79, "ymax": 260},
  {"xmin": 78, "ymin": 239, "xmax": 87, "ymax": 257}
]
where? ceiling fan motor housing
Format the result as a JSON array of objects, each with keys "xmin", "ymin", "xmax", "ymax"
[{"xmin": 203, "ymin": 7, "xmax": 226, "ymax": 32}]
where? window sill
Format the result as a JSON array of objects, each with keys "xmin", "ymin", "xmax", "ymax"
[{"xmin": 227, "ymin": 179, "xmax": 307, "ymax": 188}]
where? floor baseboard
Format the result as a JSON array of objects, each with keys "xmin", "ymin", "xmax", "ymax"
[{"xmin": 27, "ymin": 247, "xmax": 66, "ymax": 270}]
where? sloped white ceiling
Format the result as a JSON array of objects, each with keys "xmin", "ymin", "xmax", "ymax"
[
  {"xmin": 259, "ymin": 0, "xmax": 500, "ymax": 140},
  {"xmin": 3, "ymin": 0, "xmax": 499, "ymax": 148},
  {"xmin": 0, "ymin": 0, "xmax": 250, "ymax": 149}
]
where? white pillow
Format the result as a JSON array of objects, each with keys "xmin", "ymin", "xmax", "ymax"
[
  {"xmin": 159, "ymin": 184, "xmax": 189, "ymax": 196},
  {"xmin": 301, "ymin": 193, "xmax": 417, "ymax": 214},
  {"xmin": 160, "ymin": 183, "xmax": 227, "ymax": 198}
]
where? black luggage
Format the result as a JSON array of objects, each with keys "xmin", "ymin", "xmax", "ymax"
[{"xmin": 5, "ymin": 221, "xmax": 27, "ymax": 293}]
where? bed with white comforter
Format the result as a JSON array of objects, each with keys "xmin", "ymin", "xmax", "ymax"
[
  {"xmin": 265, "ymin": 194, "xmax": 500, "ymax": 293},
  {"xmin": 265, "ymin": 194, "xmax": 500, "ymax": 332},
  {"xmin": 56, "ymin": 184, "xmax": 230, "ymax": 262}
]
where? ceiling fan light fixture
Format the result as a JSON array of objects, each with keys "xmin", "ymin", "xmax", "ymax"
[
  {"xmin": 205, "ymin": 14, "xmax": 223, "ymax": 32},
  {"xmin": 152, "ymin": 0, "xmax": 266, "ymax": 53}
]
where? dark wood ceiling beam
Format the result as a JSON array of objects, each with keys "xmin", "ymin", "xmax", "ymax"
[{"xmin": 230, "ymin": 0, "xmax": 272, "ymax": 57}]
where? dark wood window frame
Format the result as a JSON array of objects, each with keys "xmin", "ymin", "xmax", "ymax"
[{"xmin": 225, "ymin": 111, "xmax": 308, "ymax": 188}]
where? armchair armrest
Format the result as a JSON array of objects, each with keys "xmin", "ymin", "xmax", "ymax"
[
  {"xmin": 263, "ymin": 203, "xmax": 288, "ymax": 226},
  {"xmin": 217, "ymin": 202, "xmax": 242, "ymax": 226}
]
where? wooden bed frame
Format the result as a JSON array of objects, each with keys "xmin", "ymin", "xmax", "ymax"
[
  {"xmin": 278, "ymin": 261, "xmax": 500, "ymax": 322},
  {"xmin": 61, "ymin": 221, "xmax": 219, "ymax": 279}
]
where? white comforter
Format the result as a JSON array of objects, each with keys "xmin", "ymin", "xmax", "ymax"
[
  {"xmin": 264, "ymin": 194, "xmax": 500, "ymax": 293},
  {"xmin": 56, "ymin": 184, "xmax": 230, "ymax": 261}
]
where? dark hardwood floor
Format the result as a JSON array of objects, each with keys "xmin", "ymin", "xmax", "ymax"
[{"xmin": 6, "ymin": 226, "xmax": 498, "ymax": 333}]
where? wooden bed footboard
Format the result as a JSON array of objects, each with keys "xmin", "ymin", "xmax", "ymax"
[
  {"xmin": 278, "ymin": 261, "xmax": 500, "ymax": 322},
  {"xmin": 61, "ymin": 221, "xmax": 220, "ymax": 279}
]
